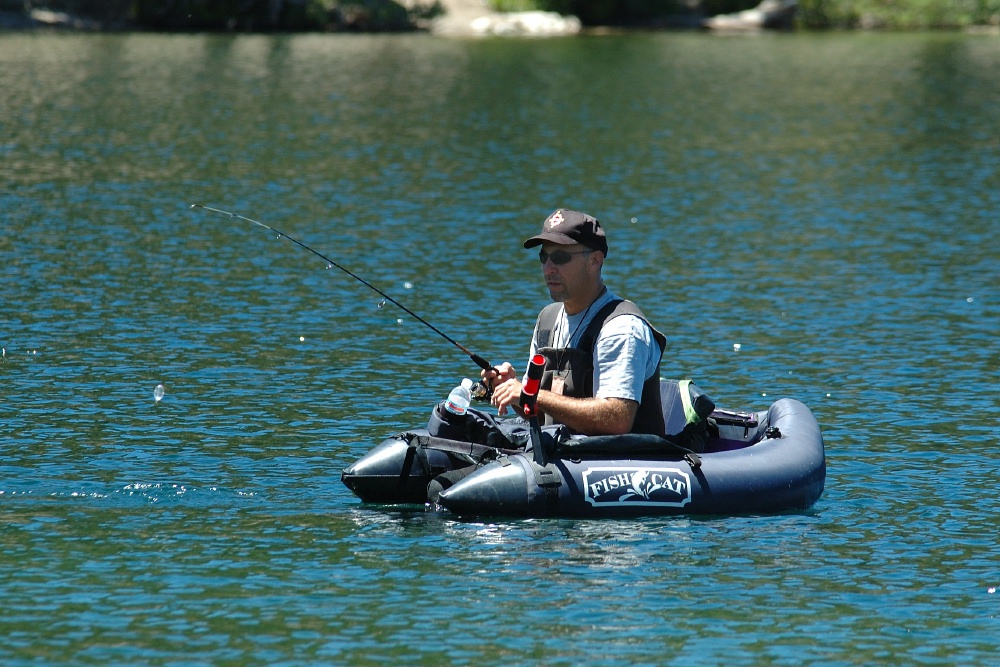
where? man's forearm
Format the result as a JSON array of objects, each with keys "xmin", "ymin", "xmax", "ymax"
[{"xmin": 535, "ymin": 391, "xmax": 638, "ymax": 435}]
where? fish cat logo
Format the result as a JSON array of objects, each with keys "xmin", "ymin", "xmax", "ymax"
[
  {"xmin": 547, "ymin": 210, "xmax": 565, "ymax": 228},
  {"xmin": 583, "ymin": 467, "xmax": 691, "ymax": 507}
]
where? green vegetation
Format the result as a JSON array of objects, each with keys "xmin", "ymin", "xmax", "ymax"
[
  {"xmin": 3, "ymin": 0, "xmax": 998, "ymax": 30},
  {"xmin": 796, "ymin": 0, "xmax": 1000, "ymax": 29},
  {"xmin": 491, "ymin": 0, "xmax": 1000, "ymax": 28},
  {"xmin": 2, "ymin": 0, "xmax": 442, "ymax": 31}
]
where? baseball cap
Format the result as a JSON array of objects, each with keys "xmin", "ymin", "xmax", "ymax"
[{"xmin": 522, "ymin": 208, "xmax": 608, "ymax": 257}]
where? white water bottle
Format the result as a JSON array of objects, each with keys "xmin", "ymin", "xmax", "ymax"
[{"xmin": 444, "ymin": 378, "xmax": 473, "ymax": 416}]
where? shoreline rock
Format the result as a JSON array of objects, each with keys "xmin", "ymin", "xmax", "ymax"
[
  {"xmin": 466, "ymin": 11, "xmax": 581, "ymax": 36},
  {"xmin": 0, "ymin": 8, "xmax": 105, "ymax": 30},
  {"xmin": 428, "ymin": 0, "xmax": 580, "ymax": 36},
  {"xmin": 702, "ymin": 0, "xmax": 797, "ymax": 31}
]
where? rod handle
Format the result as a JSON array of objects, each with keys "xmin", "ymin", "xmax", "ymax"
[
  {"xmin": 469, "ymin": 353, "xmax": 494, "ymax": 372},
  {"xmin": 519, "ymin": 354, "xmax": 545, "ymax": 418}
]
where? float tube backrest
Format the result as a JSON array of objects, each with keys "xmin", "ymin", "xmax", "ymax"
[{"xmin": 660, "ymin": 379, "xmax": 715, "ymax": 438}]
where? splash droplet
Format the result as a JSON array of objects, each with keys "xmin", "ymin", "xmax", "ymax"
[
  {"xmin": 153, "ymin": 384, "xmax": 165, "ymax": 403},
  {"xmin": 733, "ymin": 343, "xmax": 742, "ymax": 351},
  {"xmin": 404, "ymin": 281, "xmax": 414, "ymax": 289},
  {"xmin": 630, "ymin": 217, "xmax": 638, "ymax": 223},
  {"xmin": 377, "ymin": 299, "xmax": 386, "ymax": 309},
  {"xmin": 299, "ymin": 336, "xmax": 305, "ymax": 342}
]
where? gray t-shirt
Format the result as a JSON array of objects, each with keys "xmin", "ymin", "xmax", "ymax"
[{"xmin": 527, "ymin": 290, "xmax": 659, "ymax": 403}]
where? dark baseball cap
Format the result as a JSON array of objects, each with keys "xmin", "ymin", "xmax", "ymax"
[{"xmin": 522, "ymin": 209, "xmax": 608, "ymax": 257}]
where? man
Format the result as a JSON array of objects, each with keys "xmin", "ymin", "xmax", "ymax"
[{"xmin": 485, "ymin": 209, "xmax": 667, "ymax": 437}]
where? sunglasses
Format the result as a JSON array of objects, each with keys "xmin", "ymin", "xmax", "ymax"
[{"xmin": 538, "ymin": 249, "xmax": 593, "ymax": 265}]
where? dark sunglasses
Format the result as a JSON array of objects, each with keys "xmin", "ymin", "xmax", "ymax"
[{"xmin": 538, "ymin": 249, "xmax": 593, "ymax": 265}]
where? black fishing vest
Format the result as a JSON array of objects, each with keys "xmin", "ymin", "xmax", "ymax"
[{"xmin": 532, "ymin": 299, "xmax": 667, "ymax": 436}]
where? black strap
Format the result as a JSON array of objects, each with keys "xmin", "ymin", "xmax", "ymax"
[
  {"xmin": 578, "ymin": 299, "xmax": 667, "ymax": 358},
  {"xmin": 556, "ymin": 433, "xmax": 702, "ymax": 468},
  {"xmin": 576, "ymin": 300, "xmax": 625, "ymax": 355},
  {"xmin": 711, "ymin": 409, "xmax": 759, "ymax": 427},
  {"xmin": 397, "ymin": 432, "xmax": 525, "ymax": 490},
  {"xmin": 424, "ymin": 434, "xmax": 521, "ymax": 459},
  {"xmin": 533, "ymin": 302, "xmax": 563, "ymax": 349},
  {"xmin": 398, "ymin": 436, "xmax": 431, "ymax": 487}
]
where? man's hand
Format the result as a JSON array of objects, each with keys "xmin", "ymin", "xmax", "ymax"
[{"xmin": 482, "ymin": 362, "xmax": 521, "ymax": 416}]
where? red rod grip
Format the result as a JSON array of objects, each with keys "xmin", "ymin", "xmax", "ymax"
[
  {"xmin": 523, "ymin": 354, "xmax": 544, "ymax": 396},
  {"xmin": 520, "ymin": 354, "xmax": 545, "ymax": 417}
]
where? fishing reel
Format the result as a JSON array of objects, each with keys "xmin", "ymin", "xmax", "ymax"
[{"xmin": 470, "ymin": 379, "xmax": 493, "ymax": 402}]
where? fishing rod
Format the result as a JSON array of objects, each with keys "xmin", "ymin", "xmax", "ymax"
[{"xmin": 189, "ymin": 204, "xmax": 496, "ymax": 375}]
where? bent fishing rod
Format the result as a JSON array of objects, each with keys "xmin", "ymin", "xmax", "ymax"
[{"xmin": 190, "ymin": 204, "xmax": 496, "ymax": 375}]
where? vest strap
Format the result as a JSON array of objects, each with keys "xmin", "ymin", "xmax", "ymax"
[{"xmin": 531, "ymin": 298, "xmax": 667, "ymax": 436}]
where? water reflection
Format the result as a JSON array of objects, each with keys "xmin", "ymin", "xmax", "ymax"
[{"xmin": 2, "ymin": 30, "xmax": 1000, "ymax": 665}]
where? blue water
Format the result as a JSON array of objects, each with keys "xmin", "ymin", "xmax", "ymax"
[{"xmin": 2, "ymin": 31, "xmax": 999, "ymax": 664}]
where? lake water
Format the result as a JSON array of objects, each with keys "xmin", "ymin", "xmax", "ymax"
[{"xmin": 2, "ymin": 30, "xmax": 999, "ymax": 664}]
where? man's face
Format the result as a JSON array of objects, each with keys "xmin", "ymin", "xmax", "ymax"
[{"xmin": 539, "ymin": 242, "xmax": 595, "ymax": 304}]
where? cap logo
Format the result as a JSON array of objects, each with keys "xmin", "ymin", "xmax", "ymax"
[{"xmin": 547, "ymin": 210, "xmax": 565, "ymax": 228}]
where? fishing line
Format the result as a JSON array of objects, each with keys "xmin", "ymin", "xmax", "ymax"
[{"xmin": 189, "ymin": 204, "xmax": 495, "ymax": 373}]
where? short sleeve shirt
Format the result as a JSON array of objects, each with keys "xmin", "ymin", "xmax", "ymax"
[{"xmin": 527, "ymin": 290, "xmax": 659, "ymax": 403}]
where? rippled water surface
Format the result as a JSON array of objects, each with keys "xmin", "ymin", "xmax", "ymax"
[{"xmin": 2, "ymin": 31, "xmax": 999, "ymax": 664}]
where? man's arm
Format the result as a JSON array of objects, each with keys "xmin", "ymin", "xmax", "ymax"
[
  {"xmin": 487, "ymin": 376, "xmax": 638, "ymax": 435},
  {"xmin": 535, "ymin": 392, "xmax": 638, "ymax": 435},
  {"xmin": 487, "ymin": 314, "xmax": 654, "ymax": 435}
]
